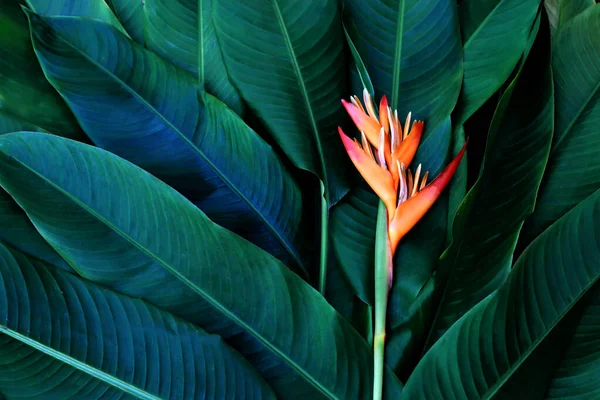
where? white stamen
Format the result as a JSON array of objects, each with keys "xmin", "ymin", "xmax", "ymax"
[
  {"xmin": 363, "ymin": 88, "xmax": 376, "ymax": 118},
  {"xmin": 377, "ymin": 128, "xmax": 387, "ymax": 168},
  {"xmin": 361, "ymin": 132, "xmax": 375, "ymax": 160},
  {"xmin": 412, "ymin": 164, "xmax": 422, "ymax": 197},
  {"xmin": 397, "ymin": 161, "xmax": 407, "ymax": 205},
  {"xmin": 404, "ymin": 112, "xmax": 412, "ymax": 140}
]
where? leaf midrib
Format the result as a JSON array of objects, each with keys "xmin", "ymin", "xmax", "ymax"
[
  {"xmin": 31, "ymin": 14, "xmax": 304, "ymax": 270},
  {"xmin": 270, "ymin": 0, "xmax": 329, "ymax": 194},
  {"xmin": 484, "ymin": 272, "xmax": 600, "ymax": 399},
  {"xmin": 0, "ymin": 325, "xmax": 160, "ymax": 400},
  {"xmin": 1, "ymin": 151, "xmax": 336, "ymax": 400},
  {"xmin": 391, "ymin": 0, "xmax": 405, "ymax": 110}
]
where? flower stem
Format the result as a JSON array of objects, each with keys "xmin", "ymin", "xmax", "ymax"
[
  {"xmin": 373, "ymin": 200, "xmax": 393, "ymax": 400},
  {"xmin": 318, "ymin": 181, "xmax": 328, "ymax": 295}
]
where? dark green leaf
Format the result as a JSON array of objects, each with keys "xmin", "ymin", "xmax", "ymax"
[
  {"xmin": 519, "ymin": 4, "xmax": 600, "ymax": 248},
  {"xmin": 0, "ymin": 132, "xmax": 403, "ymax": 400},
  {"xmin": 0, "ymin": 189, "xmax": 70, "ymax": 271},
  {"xmin": 544, "ymin": 0, "xmax": 595, "ymax": 33},
  {"xmin": 26, "ymin": 12, "xmax": 310, "ymax": 271},
  {"xmin": 543, "ymin": 290, "xmax": 600, "ymax": 399},
  {"xmin": 402, "ymin": 189, "xmax": 600, "ymax": 399},
  {"xmin": 0, "ymin": 241, "xmax": 276, "ymax": 400},
  {"xmin": 425, "ymin": 16, "xmax": 553, "ymax": 346},
  {"xmin": 107, "ymin": 0, "xmax": 243, "ymax": 114},
  {"xmin": 0, "ymin": 1, "xmax": 83, "ymax": 138},
  {"xmin": 454, "ymin": 0, "xmax": 541, "ymax": 124},
  {"xmin": 24, "ymin": 0, "xmax": 128, "ymax": 34},
  {"xmin": 212, "ymin": 0, "xmax": 350, "ymax": 202}
]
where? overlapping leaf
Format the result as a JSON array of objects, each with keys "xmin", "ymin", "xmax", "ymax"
[
  {"xmin": 544, "ymin": 291, "xmax": 600, "ymax": 399},
  {"xmin": 26, "ymin": 12, "xmax": 309, "ymax": 271},
  {"xmin": 0, "ymin": 189, "xmax": 70, "ymax": 271},
  {"xmin": 520, "ymin": 4, "xmax": 600, "ymax": 248},
  {"xmin": 0, "ymin": 2, "xmax": 83, "ymax": 138},
  {"xmin": 107, "ymin": 0, "xmax": 243, "ymax": 114},
  {"xmin": 544, "ymin": 0, "xmax": 595, "ymax": 33},
  {"xmin": 0, "ymin": 241, "xmax": 275, "ymax": 400},
  {"xmin": 212, "ymin": 0, "xmax": 349, "ymax": 202},
  {"xmin": 402, "ymin": 189, "xmax": 600, "ymax": 399},
  {"xmin": 424, "ymin": 15, "xmax": 553, "ymax": 347},
  {"xmin": 25, "ymin": 0, "xmax": 127, "ymax": 34},
  {"xmin": 0, "ymin": 132, "xmax": 403, "ymax": 400},
  {"xmin": 454, "ymin": 0, "xmax": 541, "ymax": 124}
]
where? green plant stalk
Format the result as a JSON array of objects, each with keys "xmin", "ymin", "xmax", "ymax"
[
  {"xmin": 373, "ymin": 200, "xmax": 392, "ymax": 400},
  {"xmin": 318, "ymin": 180, "xmax": 328, "ymax": 294}
]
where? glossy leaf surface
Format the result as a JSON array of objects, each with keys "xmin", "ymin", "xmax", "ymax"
[
  {"xmin": 213, "ymin": 0, "xmax": 350, "ymax": 201},
  {"xmin": 520, "ymin": 5, "xmax": 600, "ymax": 247},
  {"xmin": 0, "ymin": 241, "xmax": 275, "ymax": 400},
  {"xmin": 403, "ymin": 189, "xmax": 600, "ymax": 399},
  {"xmin": 26, "ymin": 12, "xmax": 309, "ymax": 270},
  {"xmin": 108, "ymin": 0, "xmax": 243, "ymax": 114},
  {"xmin": 425, "ymin": 15, "xmax": 553, "ymax": 346},
  {"xmin": 454, "ymin": 0, "xmax": 541, "ymax": 124},
  {"xmin": 0, "ymin": 132, "xmax": 403, "ymax": 400}
]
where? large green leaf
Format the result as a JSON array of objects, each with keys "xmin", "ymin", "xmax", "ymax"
[
  {"xmin": 107, "ymin": 0, "xmax": 243, "ymax": 114},
  {"xmin": 519, "ymin": 4, "xmax": 600, "ymax": 248},
  {"xmin": 212, "ymin": 0, "xmax": 349, "ymax": 202},
  {"xmin": 24, "ymin": 0, "xmax": 127, "ymax": 34},
  {"xmin": 0, "ymin": 132, "xmax": 403, "ymax": 400},
  {"xmin": 453, "ymin": 0, "xmax": 541, "ymax": 124},
  {"xmin": 544, "ymin": 290, "xmax": 600, "ymax": 399},
  {"xmin": 343, "ymin": 0, "xmax": 463, "ymax": 125},
  {"xmin": 26, "ymin": 12, "xmax": 310, "ymax": 271},
  {"xmin": 402, "ymin": 188, "xmax": 600, "ymax": 399},
  {"xmin": 424, "ymin": 14, "xmax": 553, "ymax": 347},
  {"xmin": 0, "ymin": 189, "xmax": 70, "ymax": 272},
  {"xmin": 0, "ymin": 241, "xmax": 275, "ymax": 400},
  {"xmin": 544, "ymin": 0, "xmax": 595, "ymax": 33},
  {"xmin": 0, "ymin": 1, "xmax": 83, "ymax": 138}
]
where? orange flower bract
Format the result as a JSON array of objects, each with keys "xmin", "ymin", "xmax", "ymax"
[{"xmin": 339, "ymin": 89, "xmax": 467, "ymax": 255}]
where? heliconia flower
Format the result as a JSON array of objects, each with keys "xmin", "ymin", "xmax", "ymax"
[
  {"xmin": 339, "ymin": 89, "xmax": 467, "ymax": 256},
  {"xmin": 388, "ymin": 142, "xmax": 467, "ymax": 254}
]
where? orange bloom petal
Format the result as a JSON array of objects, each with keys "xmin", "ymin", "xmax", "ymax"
[
  {"xmin": 392, "ymin": 120, "xmax": 423, "ymax": 168},
  {"xmin": 342, "ymin": 99, "xmax": 381, "ymax": 147},
  {"xmin": 388, "ymin": 139, "xmax": 468, "ymax": 254},
  {"xmin": 339, "ymin": 127, "xmax": 397, "ymax": 217}
]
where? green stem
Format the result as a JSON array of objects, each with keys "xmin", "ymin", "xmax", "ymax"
[
  {"xmin": 318, "ymin": 182, "xmax": 328, "ymax": 295},
  {"xmin": 373, "ymin": 200, "xmax": 392, "ymax": 400}
]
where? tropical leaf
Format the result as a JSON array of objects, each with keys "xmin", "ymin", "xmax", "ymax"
[
  {"xmin": 544, "ymin": 290, "xmax": 600, "ymax": 399},
  {"xmin": 453, "ymin": 0, "xmax": 541, "ymax": 124},
  {"xmin": 0, "ymin": 132, "xmax": 403, "ymax": 400},
  {"xmin": 107, "ymin": 0, "xmax": 243, "ymax": 114},
  {"xmin": 425, "ymin": 16, "xmax": 553, "ymax": 347},
  {"xmin": 0, "ymin": 188, "xmax": 70, "ymax": 272},
  {"xmin": 519, "ymin": 4, "xmax": 600, "ymax": 248},
  {"xmin": 0, "ymin": 1, "xmax": 83, "ymax": 139},
  {"xmin": 544, "ymin": 0, "xmax": 595, "ymax": 33},
  {"xmin": 343, "ymin": 0, "xmax": 463, "ymax": 125},
  {"xmin": 24, "ymin": 0, "xmax": 127, "ymax": 34},
  {"xmin": 0, "ymin": 241, "xmax": 275, "ymax": 400},
  {"xmin": 402, "ymin": 188, "xmax": 600, "ymax": 399},
  {"xmin": 330, "ymin": 185, "xmax": 378, "ymax": 304},
  {"xmin": 212, "ymin": 0, "xmax": 350, "ymax": 203},
  {"xmin": 26, "ymin": 12, "xmax": 310, "ymax": 271}
]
